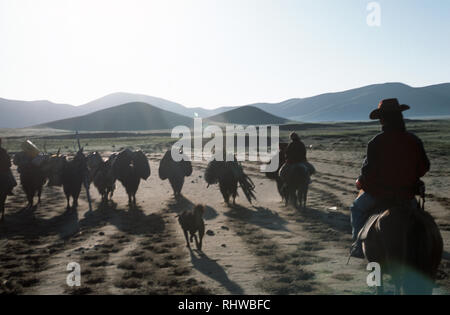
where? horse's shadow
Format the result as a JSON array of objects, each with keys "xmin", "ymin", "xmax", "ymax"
[
  {"xmin": 224, "ymin": 204, "xmax": 289, "ymax": 232},
  {"xmin": 190, "ymin": 250, "xmax": 244, "ymax": 295},
  {"xmin": 298, "ymin": 205, "xmax": 352, "ymax": 235}
]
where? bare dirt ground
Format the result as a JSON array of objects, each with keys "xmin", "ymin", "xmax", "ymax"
[{"xmin": 1, "ymin": 148, "xmax": 449, "ymax": 295}]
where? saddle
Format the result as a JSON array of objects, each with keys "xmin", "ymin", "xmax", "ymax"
[
  {"xmin": 358, "ymin": 199, "xmax": 421, "ymax": 242},
  {"xmin": 358, "ymin": 212, "xmax": 384, "ymax": 241}
]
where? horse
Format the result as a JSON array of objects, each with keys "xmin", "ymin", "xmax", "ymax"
[
  {"xmin": 111, "ymin": 149, "xmax": 150, "ymax": 206},
  {"xmin": 87, "ymin": 152, "xmax": 116, "ymax": 203},
  {"xmin": 158, "ymin": 149, "xmax": 192, "ymax": 198},
  {"xmin": 360, "ymin": 195, "xmax": 443, "ymax": 295},
  {"xmin": 280, "ymin": 163, "xmax": 310, "ymax": 209}
]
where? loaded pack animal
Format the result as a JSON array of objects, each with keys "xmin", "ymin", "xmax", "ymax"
[
  {"xmin": 0, "ymin": 190, "xmax": 6, "ymax": 221},
  {"xmin": 158, "ymin": 148, "xmax": 192, "ymax": 198},
  {"xmin": 87, "ymin": 152, "xmax": 116, "ymax": 203},
  {"xmin": 0, "ymin": 139, "xmax": 17, "ymax": 220},
  {"xmin": 111, "ymin": 149, "xmax": 150, "ymax": 205},
  {"xmin": 178, "ymin": 204, "xmax": 206, "ymax": 251},
  {"xmin": 358, "ymin": 191, "xmax": 443, "ymax": 295},
  {"xmin": 205, "ymin": 152, "xmax": 256, "ymax": 205},
  {"xmin": 13, "ymin": 152, "xmax": 50, "ymax": 210},
  {"xmin": 46, "ymin": 149, "xmax": 87, "ymax": 209}
]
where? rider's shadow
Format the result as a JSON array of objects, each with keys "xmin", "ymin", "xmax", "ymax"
[{"xmin": 224, "ymin": 204, "xmax": 289, "ymax": 232}]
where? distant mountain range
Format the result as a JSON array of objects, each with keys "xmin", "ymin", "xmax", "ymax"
[
  {"xmin": 1, "ymin": 82, "xmax": 449, "ymax": 129},
  {"xmin": 248, "ymin": 83, "xmax": 450, "ymax": 121}
]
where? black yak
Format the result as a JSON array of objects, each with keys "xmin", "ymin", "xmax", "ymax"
[
  {"xmin": 158, "ymin": 148, "xmax": 192, "ymax": 198},
  {"xmin": 87, "ymin": 152, "xmax": 116, "ymax": 203},
  {"xmin": 46, "ymin": 149, "xmax": 87, "ymax": 209},
  {"xmin": 13, "ymin": 152, "xmax": 49, "ymax": 209},
  {"xmin": 1, "ymin": 140, "xmax": 17, "ymax": 220},
  {"xmin": 111, "ymin": 149, "xmax": 150, "ymax": 205},
  {"xmin": 205, "ymin": 153, "xmax": 256, "ymax": 205},
  {"xmin": 0, "ymin": 191, "xmax": 6, "ymax": 221}
]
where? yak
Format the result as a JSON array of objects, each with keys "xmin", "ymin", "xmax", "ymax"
[
  {"xmin": 46, "ymin": 149, "xmax": 87, "ymax": 209},
  {"xmin": 111, "ymin": 149, "xmax": 150, "ymax": 205},
  {"xmin": 205, "ymin": 153, "xmax": 256, "ymax": 205},
  {"xmin": 87, "ymin": 152, "xmax": 116, "ymax": 203},
  {"xmin": 13, "ymin": 152, "xmax": 49, "ymax": 209},
  {"xmin": 158, "ymin": 148, "xmax": 192, "ymax": 198}
]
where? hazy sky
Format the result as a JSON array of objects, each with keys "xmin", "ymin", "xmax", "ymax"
[{"xmin": 1, "ymin": 0, "xmax": 449, "ymax": 108}]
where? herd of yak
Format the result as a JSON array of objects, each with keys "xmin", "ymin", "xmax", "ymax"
[{"xmin": 3, "ymin": 146, "xmax": 302, "ymax": 217}]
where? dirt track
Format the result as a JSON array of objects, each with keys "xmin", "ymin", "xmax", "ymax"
[{"xmin": 1, "ymin": 150, "xmax": 449, "ymax": 295}]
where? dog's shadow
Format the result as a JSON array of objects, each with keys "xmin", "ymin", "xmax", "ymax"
[{"xmin": 190, "ymin": 250, "xmax": 244, "ymax": 295}]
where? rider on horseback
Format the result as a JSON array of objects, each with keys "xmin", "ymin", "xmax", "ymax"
[
  {"xmin": 350, "ymin": 99, "xmax": 430, "ymax": 258},
  {"xmin": 279, "ymin": 132, "xmax": 313, "ymax": 180},
  {"xmin": 0, "ymin": 138, "xmax": 17, "ymax": 196}
]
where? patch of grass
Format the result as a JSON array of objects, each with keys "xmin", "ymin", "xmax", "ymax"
[
  {"xmin": 89, "ymin": 261, "xmax": 111, "ymax": 268},
  {"xmin": 332, "ymin": 273, "xmax": 354, "ymax": 282},
  {"xmin": 123, "ymin": 271, "xmax": 144, "ymax": 279},
  {"xmin": 114, "ymin": 279, "xmax": 142, "ymax": 289},
  {"xmin": 85, "ymin": 276, "xmax": 105, "ymax": 285},
  {"xmin": 117, "ymin": 262, "xmax": 137, "ymax": 270},
  {"xmin": 17, "ymin": 277, "xmax": 39, "ymax": 288},
  {"xmin": 67, "ymin": 286, "xmax": 93, "ymax": 295}
]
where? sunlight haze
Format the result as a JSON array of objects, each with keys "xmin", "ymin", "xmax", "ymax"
[{"xmin": 1, "ymin": 0, "xmax": 449, "ymax": 108}]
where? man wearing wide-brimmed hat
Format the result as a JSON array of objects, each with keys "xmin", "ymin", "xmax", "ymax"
[{"xmin": 349, "ymin": 99, "xmax": 430, "ymax": 258}]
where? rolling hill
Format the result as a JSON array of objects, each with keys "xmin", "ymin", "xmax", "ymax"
[
  {"xmin": 76, "ymin": 92, "xmax": 198, "ymax": 118},
  {"xmin": 0, "ymin": 92, "xmax": 229, "ymax": 128},
  {"xmin": 248, "ymin": 83, "xmax": 450, "ymax": 121},
  {"xmin": 39, "ymin": 102, "xmax": 193, "ymax": 131},
  {"xmin": 0, "ymin": 98, "xmax": 78, "ymax": 128},
  {"xmin": 206, "ymin": 106, "xmax": 289, "ymax": 125}
]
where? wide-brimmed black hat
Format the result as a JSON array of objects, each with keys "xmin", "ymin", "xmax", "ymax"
[{"xmin": 370, "ymin": 98, "xmax": 410, "ymax": 120}]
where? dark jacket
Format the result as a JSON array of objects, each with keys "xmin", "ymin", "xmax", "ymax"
[
  {"xmin": 0, "ymin": 147, "xmax": 11, "ymax": 173},
  {"xmin": 358, "ymin": 130, "xmax": 430, "ymax": 200},
  {"xmin": 285, "ymin": 139, "xmax": 307, "ymax": 164}
]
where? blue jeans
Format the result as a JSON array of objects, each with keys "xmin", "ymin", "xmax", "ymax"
[{"xmin": 350, "ymin": 192, "xmax": 377, "ymax": 241}]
